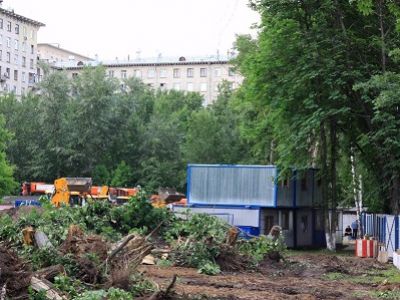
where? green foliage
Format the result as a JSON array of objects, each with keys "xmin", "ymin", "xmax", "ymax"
[
  {"xmin": 165, "ymin": 212, "xmax": 230, "ymax": 268},
  {"xmin": 0, "ymin": 114, "xmax": 17, "ymax": 195},
  {"xmin": 110, "ymin": 189, "xmax": 171, "ymax": 235},
  {"xmin": 238, "ymin": 235, "xmax": 286, "ymax": 263},
  {"xmin": 54, "ymin": 275, "xmax": 82, "ymax": 298},
  {"xmin": 157, "ymin": 258, "xmax": 173, "ymax": 267},
  {"xmin": 130, "ymin": 274, "xmax": 157, "ymax": 297},
  {"xmin": 28, "ymin": 287, "xmax": 47, "ymax": 300},
  {"xmin": 198, "ymin": 261, "xmax": 221, "ymax": 275},
  {"xmin": 110, "ymin": 161, "xmax": 133, "ymax": 187}
]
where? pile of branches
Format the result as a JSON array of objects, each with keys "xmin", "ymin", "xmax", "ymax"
[{"xmin": 164, "ymin": 213, "xmax": 286, "ymax": 275}]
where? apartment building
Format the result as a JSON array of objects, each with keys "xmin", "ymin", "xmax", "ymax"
[
  {"xmin": 55, "ymin": 55, "xmax": 242, "ymax": 105},
  {"xmin": 38, "ymin": 43, "xmax": 93, "ymax": 65},
  {"xmin": 0, "ymin": 7, "xmax": 44, "ymax": 96}
]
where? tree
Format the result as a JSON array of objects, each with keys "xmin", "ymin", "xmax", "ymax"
[
  {"xmin": 184, "ymin": 82, "xmax": 247, "ymax": 164},
  {"xmin": 0, "ymin": 114, "xmax": 17, "ymax": 196},
  {"xmin": 233, "ymin": 0, "xmax": 400, "ymax": 249}
]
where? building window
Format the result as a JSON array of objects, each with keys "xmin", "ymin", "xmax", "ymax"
[
  {"xmin": 12, "ymin": 85, "xmax": 16, "ymax": 93},
  {"xmin": 22, "ymin": 56, "xmax": 26, "ymax": 67},
  {"xmin": 187, "ymin": 82, "xmax": 194, "ymax": 91},
  {"xmin": 200, "ymin": 68, "xmax": 207, "ymax": 77},
  {"xmin": 200, "ymin": 82, "xmax": 207, "ymax": 92},
  {"xmin": 0, "ymin": 35, "xmax": 2, "ymax": 45},
  {"xmin": 159, "ymin": 69, "xmax": 167, "ymax": 78},
  {"xmin": 14, "ymin": 40, "xmax": 18, "ymax": 51},
  {"xmin": 13, "ymin": 70, "xmax": 18, "ymax": 81},
  {"xmin": 6, "ymin": 52, "xmax": 10, "ymax": 63},
  {"xmin": 173, "ymin": 83, "xmax": 180, "ymax": 90},
  {"xmin": 72, "ymin": 73, "xmax": 78, "ymax": 78},
  {"xmin": 173, "ymin": 68, "xmax": 180, "ymax": 78},
  {"xmin": 0, "ymin": 50, "xmax": 2, "ymax": 61},
  {"xmin": 264, "ymin": 215, "xmax": 274, "ymax": 235},
  {"xmin": 30, "ymin": 59, "xmax": 34, "ymax": 69},
  {"xmin": 121, "ymin": 70, "xmax": 127, "ymax": 79},
  {"xmin": 5, "ymin": 68, "xmax": 10, "ymax": 78},
  {"xmin": 134, "ymin": 69, "xmax": 141, "ymax": 78},
  {"xmin": 108, "ymin": 70, "xmax": 114, "ymax": 78},
  {"xmin": 281, "ymin": 211, "xmax": 290, "ymax": 230},
  {"xmin": 214, "ymin": 68, "xmax": 221, "ymax": 77},
  {"xmin": 6, "ymin": 37, "xmax": 10, "ymax": 48},
  {"xmin": 6, "ymin": 21, "xmax": 11, "ymax": 32},
  {"xmin": 187, "ymin": 68, "xmax": 194, "ymax": 78},
  {"xmin": 14, "ymin": 54, "xmax": 18, "ymax": 64},
  {"xmin": 31, "ymin": 45, "xmax": 34, "ymax": 55},
  {"xmin": 147, "ymin": 69, "xmax": 155, "ymax": 78},
  {"xmin": 228, "ymin": 67, "xmax": 235, "ymax": 76},
  {"xmin": 22, "ymin": 72, "xmax": 26, "ymax": 83},
  {"xmin": 301, "ymin": 215, "xmax": 308, "ymax": 233},
  {"xmin": 22, "ymin": 42, "xmax": 26, "ymax": 52},
  {"xmin": 15, "ymin": 24, "xmax": 19, "ymax": 34},
  {"xmin": 0, "ymin": 19, "xmax": 3, "ymax": 29}
]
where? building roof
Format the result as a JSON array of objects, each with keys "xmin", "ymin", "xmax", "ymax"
[
  {"xmin": 38, "ymin": 43, "xmax": 94, "ymax": 61},
  {"xmin": 54, "ymin": 55, "xmax": 233, "ymax": 70},
  {"xmin": 0, "ymin": 8, "xmax": 45, "ymax": 27}
]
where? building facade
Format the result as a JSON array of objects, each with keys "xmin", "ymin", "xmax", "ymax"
[
  {"xmin": 55, "ymin": 55, "xmax": 242, "ymax": 105},
  {"xmin": 37, "ymin": 43, "xmax": 93, "ymax": 65},
  {"xmin": 173, "ymin": 164, "xmax": 325, "ymax": 248},
  {"xmin": 0, "ymin": 8, "xmax": 44, "ymax": 96}
]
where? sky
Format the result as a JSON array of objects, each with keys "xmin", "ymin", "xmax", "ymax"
[{"xmin": 5, "ymin": 0, "xmax": 260, "ymax": 60}]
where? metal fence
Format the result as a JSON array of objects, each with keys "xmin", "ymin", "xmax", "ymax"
[{"xmin": 362, "ymin": 213, "xmax": 399, "ymax": 257}]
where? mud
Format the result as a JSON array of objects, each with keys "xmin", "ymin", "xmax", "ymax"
[
  {"xmin": 0, "ymin": 244, "xmax": 32, "ymax": 298},
  {"xmin": 140, "ymin": 252, "xmax": 392, "ymax": 300}
]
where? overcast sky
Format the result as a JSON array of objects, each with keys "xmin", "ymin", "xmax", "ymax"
[{"xmin": 5, "ymin": 0, "xmax": 259, "ymax": 60}]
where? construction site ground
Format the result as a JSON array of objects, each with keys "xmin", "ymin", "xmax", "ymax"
[{"xmin": 140, "ymin": 250, "xmax": 400, "ymax": 300}]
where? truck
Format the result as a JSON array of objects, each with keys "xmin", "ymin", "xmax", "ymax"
[{"xmin": 51, "ymin": 177, "xmax": 92, "ymax": 207}]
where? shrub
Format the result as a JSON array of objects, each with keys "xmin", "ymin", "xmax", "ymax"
[
  {"xmin": 238, "ymin": 235, "xmax": 286, "ymax": 263},
  {"xmin": 198, "ymin": 261, "xmax": 221, "ymax": 275}
]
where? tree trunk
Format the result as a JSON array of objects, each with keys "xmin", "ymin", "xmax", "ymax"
[
  {"xmin": 320, "ymin": 122, "xmax": 334, "ymax": 250},
  {"xmin": 391, "ymin": 173, "xmax": 400, "ymax": 214},
  {"xmin": 378, "ymin": 0, "xmax": 386, "ymax": 73}
]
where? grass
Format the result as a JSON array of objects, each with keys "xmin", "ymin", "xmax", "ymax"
[
  {"xmin": 324, "ymin": 267, "xmax": 400, "ymax": 285},
  {"xmin": 325, "ymin": 267, "xmax": 400, "ymax": 299}
]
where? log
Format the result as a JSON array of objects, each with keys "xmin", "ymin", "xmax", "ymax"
[
  {"xmin": 34, "ymin": 231, "xmax": 54, "ymax": 249},
  {"xmin": 34, "ymin": 265, "xmax": 65, "ymax": 281},
  {"xmin": 30, "ymin": 277, "xmax": 66, "ymax": 300}
]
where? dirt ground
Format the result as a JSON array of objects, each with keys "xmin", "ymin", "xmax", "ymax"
[{"xmin": 139, "ymin": 251, "xmax": 399, "ymax": 300}]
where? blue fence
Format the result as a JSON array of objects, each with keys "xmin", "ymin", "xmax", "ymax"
[{"xmin": 361, "ymin": 213, "xmax": 399, "ymax": 257}]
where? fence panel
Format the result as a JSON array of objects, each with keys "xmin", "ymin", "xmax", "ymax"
[{"xmin": 360, "ymin": 213, "xmax": 399, "ymax": 258}]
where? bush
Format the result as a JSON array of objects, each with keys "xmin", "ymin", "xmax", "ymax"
[
  {"xmin": 238, "ymin": 235, "xmax": 286, "ymax": 263},
  {"xmin": 198, "ymin": 261, "xmax": 221, "ymax": 275},
  {"xmin": 165, "ymin": 212, "xmax": 230, "ymax": 269}
]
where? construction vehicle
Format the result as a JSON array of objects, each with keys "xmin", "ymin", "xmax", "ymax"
[
  {"xmin": 90, "ymin": 185, "xmax": 110, "ymax": 200},
  {"xmin": 89, "ymin": 186, "xmax": 138, "ymax": 204},
  {"xmin": 21, "ymin": 182, "xmax": 54, "ymax": 196},
  {"xmin": 150, "ymin": 188, "xmax": 186, "ymax": 208},
  {"xmin": 51, "ymin": 177, "xmax": 92, "ymax": 207}
]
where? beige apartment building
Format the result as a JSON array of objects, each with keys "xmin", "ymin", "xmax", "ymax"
[
  {"xmin": 0, "ymin": 7, "xmax": 44, "ymax": 96},
  {"xmin": 55, "ymin": 55, "xmax": 242, "ymax": 105},
  {"xmin": 37, "ymin": 43, "xmax": 93, "ymax": 65}
]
